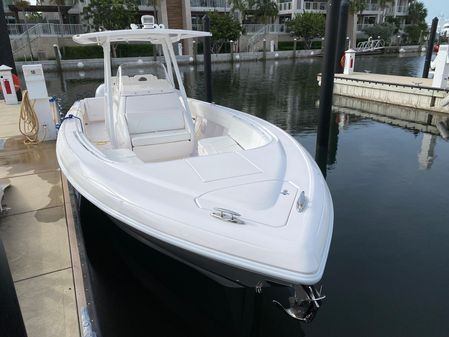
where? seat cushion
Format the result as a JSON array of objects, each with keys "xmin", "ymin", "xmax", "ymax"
[
  {"xmin": 125, "ymin": 92, "xmax": 186, "ymax": 134},
  {"xmin": 198, "ymin": 136, "xmax": 242, "ymax": 156},
  {"xmin": 131, "ymin": 129, "xmax": 191, "ymax": 147}
]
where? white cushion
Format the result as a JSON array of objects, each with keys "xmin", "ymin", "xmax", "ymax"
[
  {"xmin": 125, "ymin": 92, "xmax": 185, "ymax": 134},
  {"xmin": 131, "ymin": 129, "xmax": 191, "ymax": 147},
  {"xmin": 198, "ymin": 136, "xmax": 242, "ymax": 156}
]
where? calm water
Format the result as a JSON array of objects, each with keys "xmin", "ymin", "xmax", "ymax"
[{"xmin": 48, "ymin": 53, "xmax": 449, "ymax": 336}]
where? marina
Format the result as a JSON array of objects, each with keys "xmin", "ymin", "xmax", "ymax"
[
  {"xmin": 1, "ymin": 0, "xmax": 449, "ymax": 335},
  {"xmin": 1, "ymin": 52, "xmax": 449, "ymax": 337}
]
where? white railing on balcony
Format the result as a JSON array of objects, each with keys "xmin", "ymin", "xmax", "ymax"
[
  {"xmin": 303, "ymin": 1, "xmax": 327, "ymax": 12},
  {"xmin": 9, "ymin": 24, "xmax": 86, "ymax": 54},
  {"xmin": 278, "ymin": 1, "xmax": 292, "ymax": 12},
  {"xmin": 365, "ymin": 3, "xmax": 379, "ymax": 11},
  {"xmin": 8, "ymin": 23, "xmax": 85, "ymax": 36},
  {"xmin": 244, "ymin": 24, "xmax": 287, "ymax": 34},
  {"xmin": 190, "ymin": 0, "xmax": 228, "ymax": 9},
  {"xmin": 385, "ymin": 5, "xmax": 408, "ymax": 15}
]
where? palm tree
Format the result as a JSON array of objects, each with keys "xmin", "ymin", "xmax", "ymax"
[
  {"xmin": 228, "ymin": 0, "xmax": 256, "ymax": 23},
  {"xmin": 347, "ymin": 0, "xmax": 366, "ymax": 48},
  {"xmin": 255, "ymin": 0, "xmax": 278, "ymax": 24},
  {"xmin": 378, "ymin": 0, "xmax": 392, "ymax": 23},
  {"xmin": 14, "ymin": 0, "xmax": 34, "ymax": 60},
  {"xmin": 50, "ymin": 0, "xmax": 65, "ymax": 25}
]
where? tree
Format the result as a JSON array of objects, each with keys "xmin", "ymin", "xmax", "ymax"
[
  {"xmin": 83, "ymin": 0, "xmax": 139, "ymax": 31},
  {"xmin": 404, "ymin": 1, "xmax": 427, "ymax": 44},
  {"xmin": 228, "ymin": 0, "xmax": 256, "ymax": 23},
  {"xmin": 363, "ymin": 22, "xmax": 396, "ymax": 41},
  {"xmin": 50, "ymin": 0, "xmax": 65, "ymax": 25},
  {"xmin": 254, "ymin": 0, "xmax": 278, "ymax": 24},
  {"xmin": 83, "ymin": 0, "xmax": 139, "ymax": 56},
  {"xmin": 407, "ymin": 0, "xmax": 427, "ymax": 25},
  {"xmin": 208, "ymin": 12, "xmax": 242, "ymax": 53},
  {"xmin": 286, "ymin": 12, "xmax": 325, "ymax": 49},
  {"xmin": 349, "ymin": 0, "xmax": 366, "ymax": 15},
  {"xmin": 378, "ymin": 0, "xmax": 392, "ymax": 23},
  {"xmin": 14, "ymin": 0, "xmax": 34, "ymax": 60}
]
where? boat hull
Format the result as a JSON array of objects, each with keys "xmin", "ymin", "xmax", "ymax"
[{"xmin": 107, "ymin": 208, "xmax": 299, "ymax": 289}]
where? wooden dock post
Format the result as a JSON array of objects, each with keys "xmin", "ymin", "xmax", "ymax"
[{"xmin": 315, "ymin": 0, "xmax": 341, "ymax": 176}]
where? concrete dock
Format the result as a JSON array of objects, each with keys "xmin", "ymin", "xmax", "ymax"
[
  {"xmin": 0, "ymin": 102, "xmax": 82, "ymax": 337},
  {"xmin": 318, "ymin": 72, "xmax": 449, "ymax": 114}
]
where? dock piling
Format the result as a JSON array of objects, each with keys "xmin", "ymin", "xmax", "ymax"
[
  {"xmin": 203, "ymin": 15, "xmax": 213, "ymax": 103},
  {"xmin": 422, "ymin": 17, "xmax": 438, "ymax": 78},
  {"xmin": 335, "ymin": 0, "xmax": 349, "ymax": 74},
  {"xmin": 315, "ymin": 0, "xmax": 341, "ymax": 176},
  {"xmin": 0, "ymin": 239, "xmax": 28, "ymax": 337}
]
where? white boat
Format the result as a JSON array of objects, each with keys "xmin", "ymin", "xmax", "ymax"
[{"xmin": 56, "ymin": 16, "xmax": 333, "ymax": 321}]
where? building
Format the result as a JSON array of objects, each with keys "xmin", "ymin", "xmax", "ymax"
[{"xmin": 5, "ymin": 0, "xmax": 414, "ymax": 59}]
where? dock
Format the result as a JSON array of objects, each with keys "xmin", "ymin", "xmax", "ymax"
[
  {"xmin": 318, "ymin": 72, "xmax": 449, "ymax": 115},
  {"xmin": 0, "ymin": 102, "xmax": 83, "ymax": 337}
]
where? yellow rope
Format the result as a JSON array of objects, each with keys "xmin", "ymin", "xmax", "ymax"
[{"xmin": 19, "ymin": 90, "xmax": 40, "ymax": 145}]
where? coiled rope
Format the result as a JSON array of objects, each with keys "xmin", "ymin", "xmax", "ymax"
[{"xmin": 19, "ymin": 90, "xmax": 42, "ymax": 144}]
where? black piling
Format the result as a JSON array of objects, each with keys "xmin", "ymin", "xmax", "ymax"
[
  {"xmin": 203, "ymin": 15, "xmax": 213, "ymax": 103},
  {"xmin": 0, "ymin": 239, "xmax": 28, "ymax": 337},
  {"xmin": 335, "ymin": 0, "xmax": 349, "ymax": 73},
  {"xmin": 315, "ymin": 0, "xmax": 341, "ymax": 176},
  {"xmin": 0, "ymin": 0, "xmax": 17, "ymax": 74},
  {"xmin": 422, "ymin": 17, "xmax": 438, "ymax": 78}
]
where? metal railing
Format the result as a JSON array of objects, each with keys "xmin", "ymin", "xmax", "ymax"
[
  {"xmin": 355, "ymin": 39, "xmax": 385, "ymax": 53},
  {"xmin": 9, "ymin": 23, "xmax": 86, "ymax": 54},
  {"xmin": 8, "ymin": 23, "xmax": 85, "ymax": 36},
  {"xmin": 385, "ymin": 5, "xmax": 408, "ymax": 15},
  {"xmin": 247, "ymin": 25, "xmax": 267, "ymax": 52},
  {"xmin": 365, "ymin": 3, "xmax": 379, "ymax": 11},
  {"xmin": 243, "ymin": 24, "xmax": 287, "ymax": 34},
  {"xmin": 278, "ymin": 1, "xmax": 292, "ymax": 11},
  {"xmin": 190, "ymin": 0, "xmax": 228, "ymax": 8}
]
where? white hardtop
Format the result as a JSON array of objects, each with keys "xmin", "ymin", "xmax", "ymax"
[
  {"xmin": 71, "ymin": 17, "xmax": 210, "ymax": 148},
  {"xmin": 73, "ymin": 28, "xmax": 211, "ymax": 45}
]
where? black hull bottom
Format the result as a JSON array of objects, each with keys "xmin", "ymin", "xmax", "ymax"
[{"xmin": 77, "ymin": 194, "xmax": 307, "ymax": 337}]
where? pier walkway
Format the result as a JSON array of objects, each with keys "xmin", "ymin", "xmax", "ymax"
[{"xmin": 0, "ymin": 102, "xmax": 81, "ymax": 337}]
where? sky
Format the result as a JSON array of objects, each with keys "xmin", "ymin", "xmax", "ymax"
[{"xmin": 422, "ymin": 0, "xmax": 448, "ymax": 25}]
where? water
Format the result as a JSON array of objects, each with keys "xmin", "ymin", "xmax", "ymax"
[{"xmin": 49, "ymin": 53, "xmax": 449, "ymax": 336}]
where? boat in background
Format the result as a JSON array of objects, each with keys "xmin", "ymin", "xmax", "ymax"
[{"xmin": 56, "ymin": 16, "xmax": 334, "ymax": 322}]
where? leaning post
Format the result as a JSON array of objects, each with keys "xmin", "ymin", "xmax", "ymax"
[
  {"xmin": 335, "ymin": 0, "xmax": 349, "ymax": 73},
  {"xmin": 315, "ymin": 0, "xmax": 341, "ymax": 176},
  {"xmin": 203, "ymin": 15, "xmax": 213, "ymax": 103},
  {"xmin": 423, "ymin": 17, "xmax": 438, "ymax": 78}
]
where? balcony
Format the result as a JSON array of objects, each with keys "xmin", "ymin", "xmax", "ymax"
[
  {"xmin": 385, "ymin": 5, "xmax": 408, "ymax": 16},
  {"xmin": 364, "ymin": 3, "xmax": 379, "ymax": 12},
  {"xmin": 190, "ymin": 0, "xmax": 229, "ymax": 11},
  {"xmin": 278, "ymin": 1, "xmax": 292, "ymax": 13}
]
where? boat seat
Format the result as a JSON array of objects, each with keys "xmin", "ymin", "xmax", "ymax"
[
  {"xmin": 123, "ymin": 91, "xmax": 194, "ymax": 162},
  {"xmin": 198, "ymin": 135, "xmax": 242, "ymax": 156}
]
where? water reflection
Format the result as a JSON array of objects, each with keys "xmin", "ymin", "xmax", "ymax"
[{"xmin": 43, "ymin": 53, "xmax": 449, "ymax": 337}]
